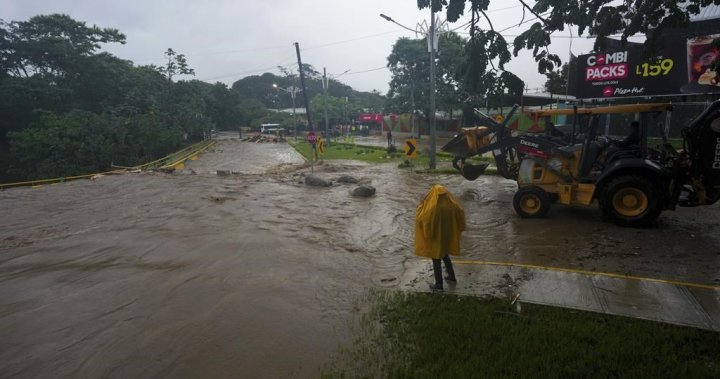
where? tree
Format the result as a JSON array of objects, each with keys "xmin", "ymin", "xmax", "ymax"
[
  {"xmin": 386, "ymin": 32, "xmax": 466, "ymax": 120},
  {"xmin": 155, "ymin": 48, "xmax": 195, "ymax": 81},
  {"xmin": 0, "ymin": 14, "xmax": 125, "ymax": 78},
  {"xmin": 543, "ymin": 56, "xmax": 577, "ymax": 95},
  {"xmin": 310, "ymin": 94, "xmax": 347, "ymax": 125},
  {"xmin": 419, "ymin": 0, "xmax": 720, "ymax": 96},
  {"xmin": 544, "ymin": 64, "xmax": 566, "ymax": 94},
  {"xmin": 0, "ymin": 14, "xmax": 239, "ymax": 180},
  {"xmin": 387, "ymin": 37, "xmax": 429, "ymax": 115},
  {"xmin": 237, "ymin": 98, "xmax": 269, "ymax": 127},
  {"xmin": 0, "ymin": 14, "xmax": 128, "ymax": 152},
  {"xmin": 206, "ymin": 82, "xmax": 242, "ymax": 130}
]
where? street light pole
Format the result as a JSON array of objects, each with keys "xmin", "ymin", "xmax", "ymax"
[
  {"xmin": 379, "ymin": 12, "xmax": 444, "ymax": 169},
  {"xmin": 291, "ymin": 91, "xmax": 297, "ymax": 140},
  {"xmin": 428, "ymin": 9, "xmax": 437, "ymax": 170},
  {"xmin": 273, "ymin": 84, "xmax": 301, "ymax": 140},
  {"xmin": 322, "ymin": 67, "xmax": 329, "ymax": 145},
  {"xmin": 410, "ymin": 78, "xmax": 416, "ymax": 138}
]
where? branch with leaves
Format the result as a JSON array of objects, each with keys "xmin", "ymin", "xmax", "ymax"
[{"xmin": 155, "ymin": 48, "xmax": 195, "ymax": 81}]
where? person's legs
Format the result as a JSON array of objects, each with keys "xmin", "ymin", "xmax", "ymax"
[
  {"xmin": 442, "ymin": 255, "xmax": 456, "ymax": 282},
  {"xmin": 430, "ymin": 258, "xmax": 443, "ymax": 290}
]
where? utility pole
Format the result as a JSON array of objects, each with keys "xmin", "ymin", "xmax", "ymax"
[
  {"xmin": 322, "ymin": 67, "xmax": 330, "ymax": 145},
  {"xmin": 291, "ymin": 90, "xmax": 297, "ymax": 139},
  {"xmin": 428, "ymin": 10, "xmax": 437, "ymax": 170},
  {"xmin": 273, "ymin": 84, "xmax": 301, "ymax": 139},
  {"xmin": 379, "ymin": 12, "xmax": 446, "ymax": 169},
  {"xmin": 410, "ymin": 79, "xmax": 416, "ymax": 138},
  {"xmin": 295, "ymin": 42, "xmax": 313, "ymax": 131}
]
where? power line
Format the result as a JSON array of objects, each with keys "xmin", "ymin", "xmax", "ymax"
[
  {"xmin": 303, "ymin": 29, "xmax": 406, "ymax": 51},
  {"xmin": 344, "ymin": 66, "xmax": 388, "ymax": 75},
  {"xmin": 184, "ymin": 44, "xmax": 295, "ymax": 58},
  {"xmin": 193, "ymin": 7, "xmax": 567, "ymax": 84},
  {"xmin": 198, "ymin": 58, "xmax": 297, "ymax": 82}
]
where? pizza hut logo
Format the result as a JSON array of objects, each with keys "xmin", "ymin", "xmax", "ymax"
[{"xmin": 602, "ymin": 87, "xmax": 614, "ymax": 97}]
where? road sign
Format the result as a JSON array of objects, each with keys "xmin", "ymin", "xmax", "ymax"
[
  {"xmin": 404, "ymin": 138, "xmax": 417, "ymax": 159},
  {"xmin": 317, "ymin": 138, "xmax": 325, "ymax": 155},
  {"xmin": 307, "ymin": 131, "xmax": 317, "ymax": 143}
]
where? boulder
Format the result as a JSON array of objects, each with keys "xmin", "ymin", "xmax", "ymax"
[
  {"xmin": 336, "ymin": 175, "xmax": 359, "ymax": 184},
  {"xmin": 216, "ymin": 170, "xmax": 231, "ymax": 176},
  {"xmin": 305, "ymin": 174, "xmax": 332, "ymax": 187},
  {"xmin": 351, "ymin": 185, "xmax": 376, "ymax": 197}
]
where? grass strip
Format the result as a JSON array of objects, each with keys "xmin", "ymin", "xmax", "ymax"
[
  {"xmin": 322, "ymin": 289, "xmax": 719, "ymax": 379},
  {"xmin": 287, "ymin": 140, "xmax": 495, "ymax": 171}
]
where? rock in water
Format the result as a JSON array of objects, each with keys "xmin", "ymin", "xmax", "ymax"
[
  {"xmin": 336, "ymin": 175, "xmax": 359, "ymax": 184},
  {"xmin": 305, "ymin": 175, "xmax": 332, "ymax": 187},
  {"xmin": 351, "ymin": 185, "xmax": 376, "ymax": 197}
]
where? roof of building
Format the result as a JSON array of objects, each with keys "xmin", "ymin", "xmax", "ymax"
[
  {"xmin": 690, "ymin": 3, "xmax": 720, "ymax": 21},
  {"xmin": 271, "ymin": 108, "xmax": 306, "ymax": 115}
]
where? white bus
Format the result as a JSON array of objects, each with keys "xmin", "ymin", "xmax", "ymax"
[{"xmin": 260, "ymin": 123, "xmax": 286, "ymax": 135}]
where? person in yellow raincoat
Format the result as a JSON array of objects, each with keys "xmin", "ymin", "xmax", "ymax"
[{"xmin": 415, "ymin": 184, "xmax": 466, "ymax": 291}]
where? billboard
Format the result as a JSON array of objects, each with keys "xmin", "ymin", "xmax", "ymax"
[
  {"xmin": 576, "ymin": 28, "xmax": 720, "ymax": 98},
  {"xmin": 576, "ymin": 41, "xmax": 686, "ymax": 98}
]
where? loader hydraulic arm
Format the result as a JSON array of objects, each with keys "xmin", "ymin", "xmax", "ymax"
[{"xmin": 443, "ymin": 105, "xmax": 520, "ymax": 180}]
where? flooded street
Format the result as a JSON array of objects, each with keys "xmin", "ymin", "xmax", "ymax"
[{"xmin": 1, "ymin": 133, "xmax": 719, "ymax": 378}]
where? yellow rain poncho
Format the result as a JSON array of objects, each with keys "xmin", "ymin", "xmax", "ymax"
[{"xmin": 414, "ymin": 184, "xmax": 466, "ymax": 259}]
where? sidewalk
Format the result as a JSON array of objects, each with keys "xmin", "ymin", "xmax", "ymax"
[{"xmin": 399, "ymin": 260, "xmax": 720, "ymax": 331}]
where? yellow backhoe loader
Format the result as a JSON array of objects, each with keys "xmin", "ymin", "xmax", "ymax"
[{"xmin": 442, "ymin": 102, "xmax": 720, "ymax": 227}]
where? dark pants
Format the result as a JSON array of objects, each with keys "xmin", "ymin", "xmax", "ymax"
[{"xmin": 432, "ymin": 255, "xmax": 456, "ymax": 287}]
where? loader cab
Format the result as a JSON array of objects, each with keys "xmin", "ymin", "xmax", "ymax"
[
  {"xmin": 444, "ymin": 101, "xmax": 716, "ymax": 227},
  {"xmin": 535, "ymin": 104, "xmax": 674, "ymax": 181},
  {"xmin": 682, "ymin": 100, "xmax": 720, "ymax": 205}
]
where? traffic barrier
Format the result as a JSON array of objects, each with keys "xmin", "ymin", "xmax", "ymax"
[{"xmin": 0, "ymin": 139, "xmax": 216, "ymax": 190}]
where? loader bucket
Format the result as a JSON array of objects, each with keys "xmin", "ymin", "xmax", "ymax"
[
  {"xmin": 459, "ymin": 162, "xmax": 489, "ymax": 180},
  {"xmin": 442, "ymin": 126, "xmax": 493, "ymax": 158},
  {"xmin": 442, "ymin": 133, "xmax": 473, "ymax": 157}
]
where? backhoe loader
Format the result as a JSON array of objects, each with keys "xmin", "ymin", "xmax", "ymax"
[{"xmin": 442, "ymin": 102, "xmax": 720, "ymax": 227}]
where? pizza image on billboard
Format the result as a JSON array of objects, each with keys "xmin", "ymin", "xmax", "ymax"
[{"xmin": 687, "ymin": 34, "xmax": 720, "ymax": 87}]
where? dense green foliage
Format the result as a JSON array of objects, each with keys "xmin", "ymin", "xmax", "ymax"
[
  {"xmin": 323, "ymin": 289, "xmax": 720, "ymax": 378},
  {"xmin": 543, "ymin": 56, "xmax": 577, "ymax": 95},
  {"xmin": 0, "ymin": 14, "xmax": 237, "ymax": 181},
  {"xmin": 0, "ymin": 14, "xmax": 385, "ymax": 182},
  {"xmin": 232, "ymin": 71, "xmax": 385, "ymax": 125},
  {"xmin": 386, "ymin": 33, "xmax": 467, "ymax": 119}
]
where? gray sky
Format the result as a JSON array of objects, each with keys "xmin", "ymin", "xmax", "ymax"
[{"xmin": 3, "ymin": 0, "xmax": 603, "ymax": 94}]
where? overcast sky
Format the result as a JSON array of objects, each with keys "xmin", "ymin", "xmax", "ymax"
[{"xmin": 3, "ymin": 0, "xmax": 604, "ymax": 94}]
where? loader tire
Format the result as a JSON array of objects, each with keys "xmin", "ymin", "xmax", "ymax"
[
  {"xmin": 599, "ymin": 175, "xmax": 662, "ymax": 227},
  {"xmin": 513, "ymin": 186, "xmax": 551, "ymax": 218}
]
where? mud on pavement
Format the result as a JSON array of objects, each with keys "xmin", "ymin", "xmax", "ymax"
[{"xmin": 1, "ymin": 134, "xmax": 719, "ymax": 378}]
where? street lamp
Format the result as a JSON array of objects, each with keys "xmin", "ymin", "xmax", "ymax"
[
  {"xmin": 273, "ymin": 84, "xmax": 301, "ymax": 139},
  {"xmin": 380, "ymin": 12, "xmax": 447, "ymax": 170}
]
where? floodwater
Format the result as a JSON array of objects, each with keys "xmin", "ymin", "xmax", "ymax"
[{"xmin": 1, "ymin": 132, "xmax": 719, "ymax": 378}]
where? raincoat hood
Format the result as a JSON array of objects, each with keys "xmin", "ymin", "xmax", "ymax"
[{"xmin": 414, "ymin": 184, "xmax": 466, "ymax": 259}]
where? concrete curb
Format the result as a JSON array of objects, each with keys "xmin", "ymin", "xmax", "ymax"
[{"xmin": 399, "ymin": 260, "xmax": 720, "ymax": 331}]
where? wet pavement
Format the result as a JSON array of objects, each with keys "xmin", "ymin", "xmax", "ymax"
[
  {"xmin": 400, "ymin": 260, "xmax": 720, "ymax": 331},
  {"xmin": 1, "ymin": 132, "xmax": 719, "ymax": 378}
]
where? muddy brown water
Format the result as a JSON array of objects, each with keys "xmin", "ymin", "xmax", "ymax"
[{"xmin": 1, "ymin": 132, "xmax": 719, "ymax": 378}]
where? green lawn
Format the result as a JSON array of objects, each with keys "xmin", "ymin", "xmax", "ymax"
[
  {"xmin": 287, "ymin": 140, "xmax": 494, "ymax": 171},
  {"xmin": 322, "ymin": 290, "xmax": 719, "ymax": 379}
]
